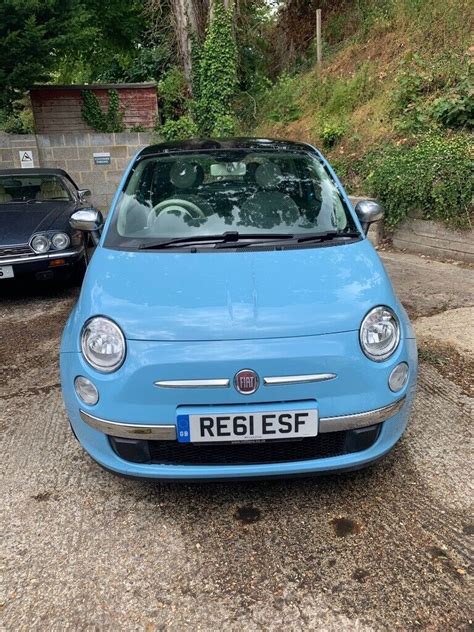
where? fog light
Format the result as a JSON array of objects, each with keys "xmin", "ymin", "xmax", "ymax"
[
  {"xmin": 74, "ymin": 376, "xmax": 99, "ymax": 405},
  {"xmin": 388, "ymin": 362, "xmax": 409, "ymax": 392}
]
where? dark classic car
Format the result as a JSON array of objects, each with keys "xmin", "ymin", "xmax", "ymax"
[{"xmin": 0, "ymin": 168, "xmax": 97, "ymax": 283}]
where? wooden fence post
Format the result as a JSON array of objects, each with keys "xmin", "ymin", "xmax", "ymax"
[{"xmin": 316, "ymin": 9, "xmax": 322, "ymax": 67}]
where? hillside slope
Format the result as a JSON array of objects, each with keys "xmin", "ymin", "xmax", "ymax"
[{"xmin": 254, "ymin": 0, "xmax": 473, "ymax": 228}]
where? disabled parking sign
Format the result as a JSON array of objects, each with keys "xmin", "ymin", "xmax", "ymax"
[{"xmin": 19, "ymin": 150, "xmax": 34, "ymax": 168}]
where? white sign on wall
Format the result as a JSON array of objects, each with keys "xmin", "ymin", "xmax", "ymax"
[
  {"xmin": 19, "ymin": 150, "xmax": 34, "ymax": 168},
  {"xmin": 93, "ymin": 152, "xmax": 111, "ymax": 165}
]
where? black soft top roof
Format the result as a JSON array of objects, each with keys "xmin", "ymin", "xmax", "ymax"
[{"xmin": 138, "ymin": 137, "xmax": 316, "ymax": 158}]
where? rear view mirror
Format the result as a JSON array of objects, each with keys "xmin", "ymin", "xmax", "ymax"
[
  {"xmin": 355, "ymin": 200, "xmax": 384, "ymax": 234},
  {"xmin": 70, "ymin": 208, "xmax": 104, "ymax": 233}
]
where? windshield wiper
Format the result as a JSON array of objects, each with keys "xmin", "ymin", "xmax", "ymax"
[
  {"xmin": 296, "ymin": 230, "xmax": 361, "ymax": 243},
  {"xmin": 139, "ymin": 232, "xmax": 294, "ymax": 250},
  {"xmin": 220, "ymin": 230, "xmax": 362, "ymax": 249},
  {"xmin": 138, "ymin": 230, "xmax": 360, "ymax": 250}
]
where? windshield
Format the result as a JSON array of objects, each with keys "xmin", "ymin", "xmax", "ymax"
[
  {"xmin": 0, "ymin": 175, "xmax": 72, "ymax": 203},
  {"xmin": 106, "ymin": 150, "xmax": 358, "ymax": 249}
]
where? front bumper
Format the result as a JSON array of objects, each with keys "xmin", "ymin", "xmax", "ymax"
[
  {"xmin": 1, "ymin": 247, "xmax": 85, "ymax": 279},
  {"xmin": 79, "ymin": 397, "xmax": 406, "ymax": 440},
  {"xmin": 61, "ymin": 331, "xmax": 417, "ymax": 480}
]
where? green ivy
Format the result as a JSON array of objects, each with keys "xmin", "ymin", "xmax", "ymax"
[
  {"xmin": 158, "ymin": 115, "xmax": 199, "ymax": 141},
  {"xmin": 81, "ymin": 89, "xmax": 124, "ymax": 133},
  {"xmin": 193, "ymin": 1, "xmax": 238, "ymax": 137},
  {"xmin": 363, "ymin": 133, "xmax": 473, "ymax": 229}
]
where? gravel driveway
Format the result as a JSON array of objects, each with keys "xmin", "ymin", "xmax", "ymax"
[{"xmin": 1, "ymin": 251, "xmax": 472, "ymax": 631}]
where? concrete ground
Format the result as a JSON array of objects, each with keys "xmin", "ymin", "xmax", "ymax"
[{"xmin": 1, "ymin": 250, "xmax": 472, "ymax": 631}]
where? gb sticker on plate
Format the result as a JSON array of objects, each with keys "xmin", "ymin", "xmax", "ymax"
[{"xmin": 176, "ymin": 414, "xmax": 191, "ymax": 443}]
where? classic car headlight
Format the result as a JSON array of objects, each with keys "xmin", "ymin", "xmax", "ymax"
[
  {"xmin": 31, "ymin": 234, "xmax": 50, "ymax": 253},
  {"xmin": 81, "ymin": 317, "xmax": 126, "ymax": 373},
  {"xmin": 360, "ymin": 306, "xmax": 400, "ymax": 361},
  {"xmin": 51, "ymin": 232, "xmax": 70, "ymax": 250}
]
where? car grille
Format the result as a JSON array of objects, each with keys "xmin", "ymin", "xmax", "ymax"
[
  {"xmin": 146, "ymin": 433, "xmax": 347, "ymax": 465},
  {"xmin": 109, "ymin": 426, "xmax": 380, "ymax": 466},
  {"xmin": 0, "ymin": 244, "xmax": 34, "ymax": 259}
]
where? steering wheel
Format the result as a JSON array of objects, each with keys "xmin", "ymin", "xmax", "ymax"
[{"xmin": 150, "ymin": 198, "xmax": 206, "ymax": 224}]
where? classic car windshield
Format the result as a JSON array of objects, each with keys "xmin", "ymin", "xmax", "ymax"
[
  {"xmin": 0, "ymin": 175, "xmax": 71, "ymax": 203},
  {"xmin": 107, "ymin": 150, "xmax": 358, "ymax": 247}
]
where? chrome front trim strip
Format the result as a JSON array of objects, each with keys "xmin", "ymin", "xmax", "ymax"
[
  {"xmin": 79, "ymin": 396, "xmax": 405, "ymax": 442},
  {"xmin": 154, "ymin": 374, "xmax": 336, "ymax": 388},
  {"xmin": 154, "ymin": 378, "xmax": 230, "ymax": 389},
  {"xmin": 0, "ymin": 247, "xmax": 84, "ymax": 266},
  {"xmin": 318, "ymin": 396, "xmax": 406, "ymax": 433},
  {"xmin": 264, "ymin": 373, "xmax": 336, "ymax": 386},
  {"xmin": 79, "ymin": 410, "xmax": 176, "ymax": 440}
]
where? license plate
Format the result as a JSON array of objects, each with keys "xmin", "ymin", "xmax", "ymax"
[
  {"xmin": 0, "ymin": 265, "xmax": 14, "ymax": 279},
  {"xmin": 177, "ymin": 409, "xmax": 318, "ymax": 443}
]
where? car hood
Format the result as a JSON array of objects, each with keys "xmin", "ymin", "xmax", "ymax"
[
  {"xmin": 0, "ymin": 201, "xmax": 74, "ymax": 244},
  {"xmin": 75, "ymin": 240, "xmax": 397, "ymax": 342}
]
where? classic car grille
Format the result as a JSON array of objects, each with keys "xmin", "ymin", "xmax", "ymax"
[
  {"xmin": 109, "ymin": 426, "xmax": 380, "ymax": 466},
  {"xmin": 0, "ymin": 244, "xmax": 34, "ymax": 259}
]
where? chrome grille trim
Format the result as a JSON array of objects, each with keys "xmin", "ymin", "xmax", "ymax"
[
  {"xmin": 154, "ymin": 378, "xmax": 230, "ymax": 389},
  {"xmin": 263, "ymin": 373, "xmax": 337, "ymax": 386},
  {"xmin": 0, "ymin": 244, "xmax": 33, "ymax": 259}
]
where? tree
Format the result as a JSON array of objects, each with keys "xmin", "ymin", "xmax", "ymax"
[
  {"xmin": 0, "ymin": 0, "xmax": 150, "ymax": 110},
  {"xmin": 0, "ymin": 0, "xmax": 93, "ymax": 109}
]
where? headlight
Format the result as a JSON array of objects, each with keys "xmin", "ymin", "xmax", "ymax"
[
  {"xmin": 81, "ymin": 317, "xmax": 126, "ymax": 373},
  {"xmin": 360, "ymin": 306, "xmax": 400, "ymax": 361},
  {"xmin": 51, "ymin": 232, "xmax": 70, "ymax": 250},
  {"xmin": 31, "ymin": 234, "xmax": 50, "ymax": 253}
]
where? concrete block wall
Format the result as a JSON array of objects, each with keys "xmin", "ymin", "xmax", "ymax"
[
  {"xmin": 392, "ymin": 218, "xmax": 474, "ymax": 264},
  {"xmin": 0, "ymin": 131, "xmax": 153, "ymax": 210},
  {"xmin": 0, "ymin": 134, "xmax": 40, "ymax": 170}
]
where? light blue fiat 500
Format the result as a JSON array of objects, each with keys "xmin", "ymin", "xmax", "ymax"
[{"xmin": 60, "ymin": 138, "xmax": 417, "ymax": 480}]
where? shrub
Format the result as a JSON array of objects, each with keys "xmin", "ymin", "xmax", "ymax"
[
  {"xmin": 430, "ymin": 79, "xmax": 474, "ymax": 129},
  {"xmin": 158, "ymin": 66, "xmax": 189, "ymax": 121},
  {"xmin": 320, "ymin": 120, "xmax": 347, "ymax": 148},
  {"xmin": 0, "ymin": 98, "xmax": 34, "ymax": 134},
  {"xmin": 392, "ymin": 52, "xmax": 473, "ymax": 133},
  {"xmin": 158, "ymin": 115, "xmax": 199, "ymax": 141},
  {"xmin": 264, "ymin": 73, "xmax": 302, "ymax": 124},
  {"xmin": 364, "ymin": 134, "xmax": 473, "ymax": 229},
  {"xmin": 211, "ymin": 113, "xmax": 238, "ymax": 138}
]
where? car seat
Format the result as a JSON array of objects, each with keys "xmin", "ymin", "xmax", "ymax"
[
  {"xmin": 35, "ymin": 180, "xmax": 68, "ymax": 200},
  {"xmin": 240, "ymin": 163, "xmax": 300, "ymax": 230},
  {"xmin": 148, "ymin": 162, "xmax": 212, "ymax": 232},
  {"xmin": 0, "ymin": 186, "xmax": 12, "ymax": 202}
]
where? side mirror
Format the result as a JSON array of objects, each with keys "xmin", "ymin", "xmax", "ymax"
[
  {"xmin": 355, "ymin": 200, "xmax": 384, "ymax": 235},
  {"xmin": 77, "ymin": 189, "xmax": 91, "ymax": 201},
  {"xmin": 70, "ymin": 208, "xmax": 104, "ymax": 233}
]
